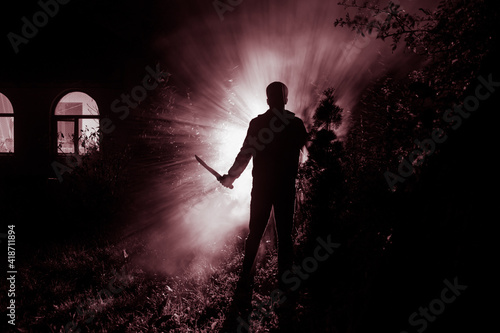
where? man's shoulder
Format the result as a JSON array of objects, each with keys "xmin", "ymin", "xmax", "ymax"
[
  {"xmin": 249, "ymin": 110, "xmax": 272, "ymax": 125},
  {"xmin": 250, "ymin": 109, "xmax": 305, "ymax": 127},
  {"xmin": 284, "ymin": 110, "xmax": 306, "ymax": 127},
  {"xmin": 283, "ymin": 109, "xmax": 305, "ymax": 122}
]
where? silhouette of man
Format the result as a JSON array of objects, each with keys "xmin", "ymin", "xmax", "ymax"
[{"xmin": 220, "ymin": 82, "xmax": 308, "ymax": 313}]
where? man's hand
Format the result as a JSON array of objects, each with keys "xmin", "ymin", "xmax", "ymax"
[{"xmin": 219, "ymin": 174, "xmax": 236, "ymax": 189}]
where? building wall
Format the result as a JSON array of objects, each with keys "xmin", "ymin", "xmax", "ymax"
[{"xmin": 0, "ymin": 82, "xmax": 122, "ymax": 179}]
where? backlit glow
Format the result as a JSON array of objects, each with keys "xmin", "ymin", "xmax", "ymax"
[{"xmin": 128, "ymin": 0, "xmax": 424, "ymax": 275}]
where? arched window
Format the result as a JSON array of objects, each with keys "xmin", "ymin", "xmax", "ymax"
[
  {"xmin": 0, "ymin": 93, "xmax": 14, "ymax": 153},
  {"xmin": 54, "ymin": 92, "xmax": 100, "ymax": 155}
]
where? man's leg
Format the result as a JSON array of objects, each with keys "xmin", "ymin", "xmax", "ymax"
[
  {"xmin": 240, "ymin": 187, "xmax": 273, "ymax": 285},
  {"xmin": 273, "ymin": 187, "xmax": 297, "ymax": 330},
  {"xmin": 274, "ymin": 187, "xmax": 296, "ymax": 290},
  {"xmin": 227, "ymin": 187, "xmax": 271, "ymax": 329}
]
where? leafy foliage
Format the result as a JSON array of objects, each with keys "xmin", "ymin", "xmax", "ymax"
[
  {"xmin": 334, "ymin": 0, "xmax": 438, "ymax": 53},
  {"xmin": 336, "ymin": 0, "xmax": 498, "ymax": 190},
  {"xmin": 286, "ymin": 1, "xmax": 498, "ymax": 330},
  {"xmin": 294, "ymin": 87, "xmax": 395, "ymax": 331}
]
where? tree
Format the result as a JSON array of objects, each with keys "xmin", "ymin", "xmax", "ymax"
[{"xmin": 335, "ymin": 0, "xmax": 498, "ymax": 191}]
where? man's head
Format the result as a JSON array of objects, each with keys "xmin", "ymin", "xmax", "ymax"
[{"xmin": 266, "ymin": 82, "xmax": 288, "ymax": 109}]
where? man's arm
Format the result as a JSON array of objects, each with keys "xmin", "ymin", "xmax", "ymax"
[{"xmin": 219, "ymin": 121, "xmax": 255, "ymax": 188}]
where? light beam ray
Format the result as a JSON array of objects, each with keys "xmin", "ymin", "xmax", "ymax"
[{"xmin": 125, "ymin": 0, "xmax": 429, "ymax": 275}]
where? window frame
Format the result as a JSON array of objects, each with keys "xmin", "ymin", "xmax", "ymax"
[
  {"xmin": 52, "ymin": 91, "xmax": 101, "ymax": 156},
  {"xmin": 0, "ymin": 92, "xmax": 14, "ymax": 154}
]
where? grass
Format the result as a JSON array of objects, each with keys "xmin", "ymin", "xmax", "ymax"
[{"xmin": 10, "ymin": 230, "xmax": 307, "ymax": 333}]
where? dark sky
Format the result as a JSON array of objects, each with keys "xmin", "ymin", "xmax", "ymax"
[
  {"xmin": 0, "ymin": 0, "xmax": 170, "ymax": 82},
  {"xmin": 0, "ymin": 0, "xmax": 438, "ymax": 86}
]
